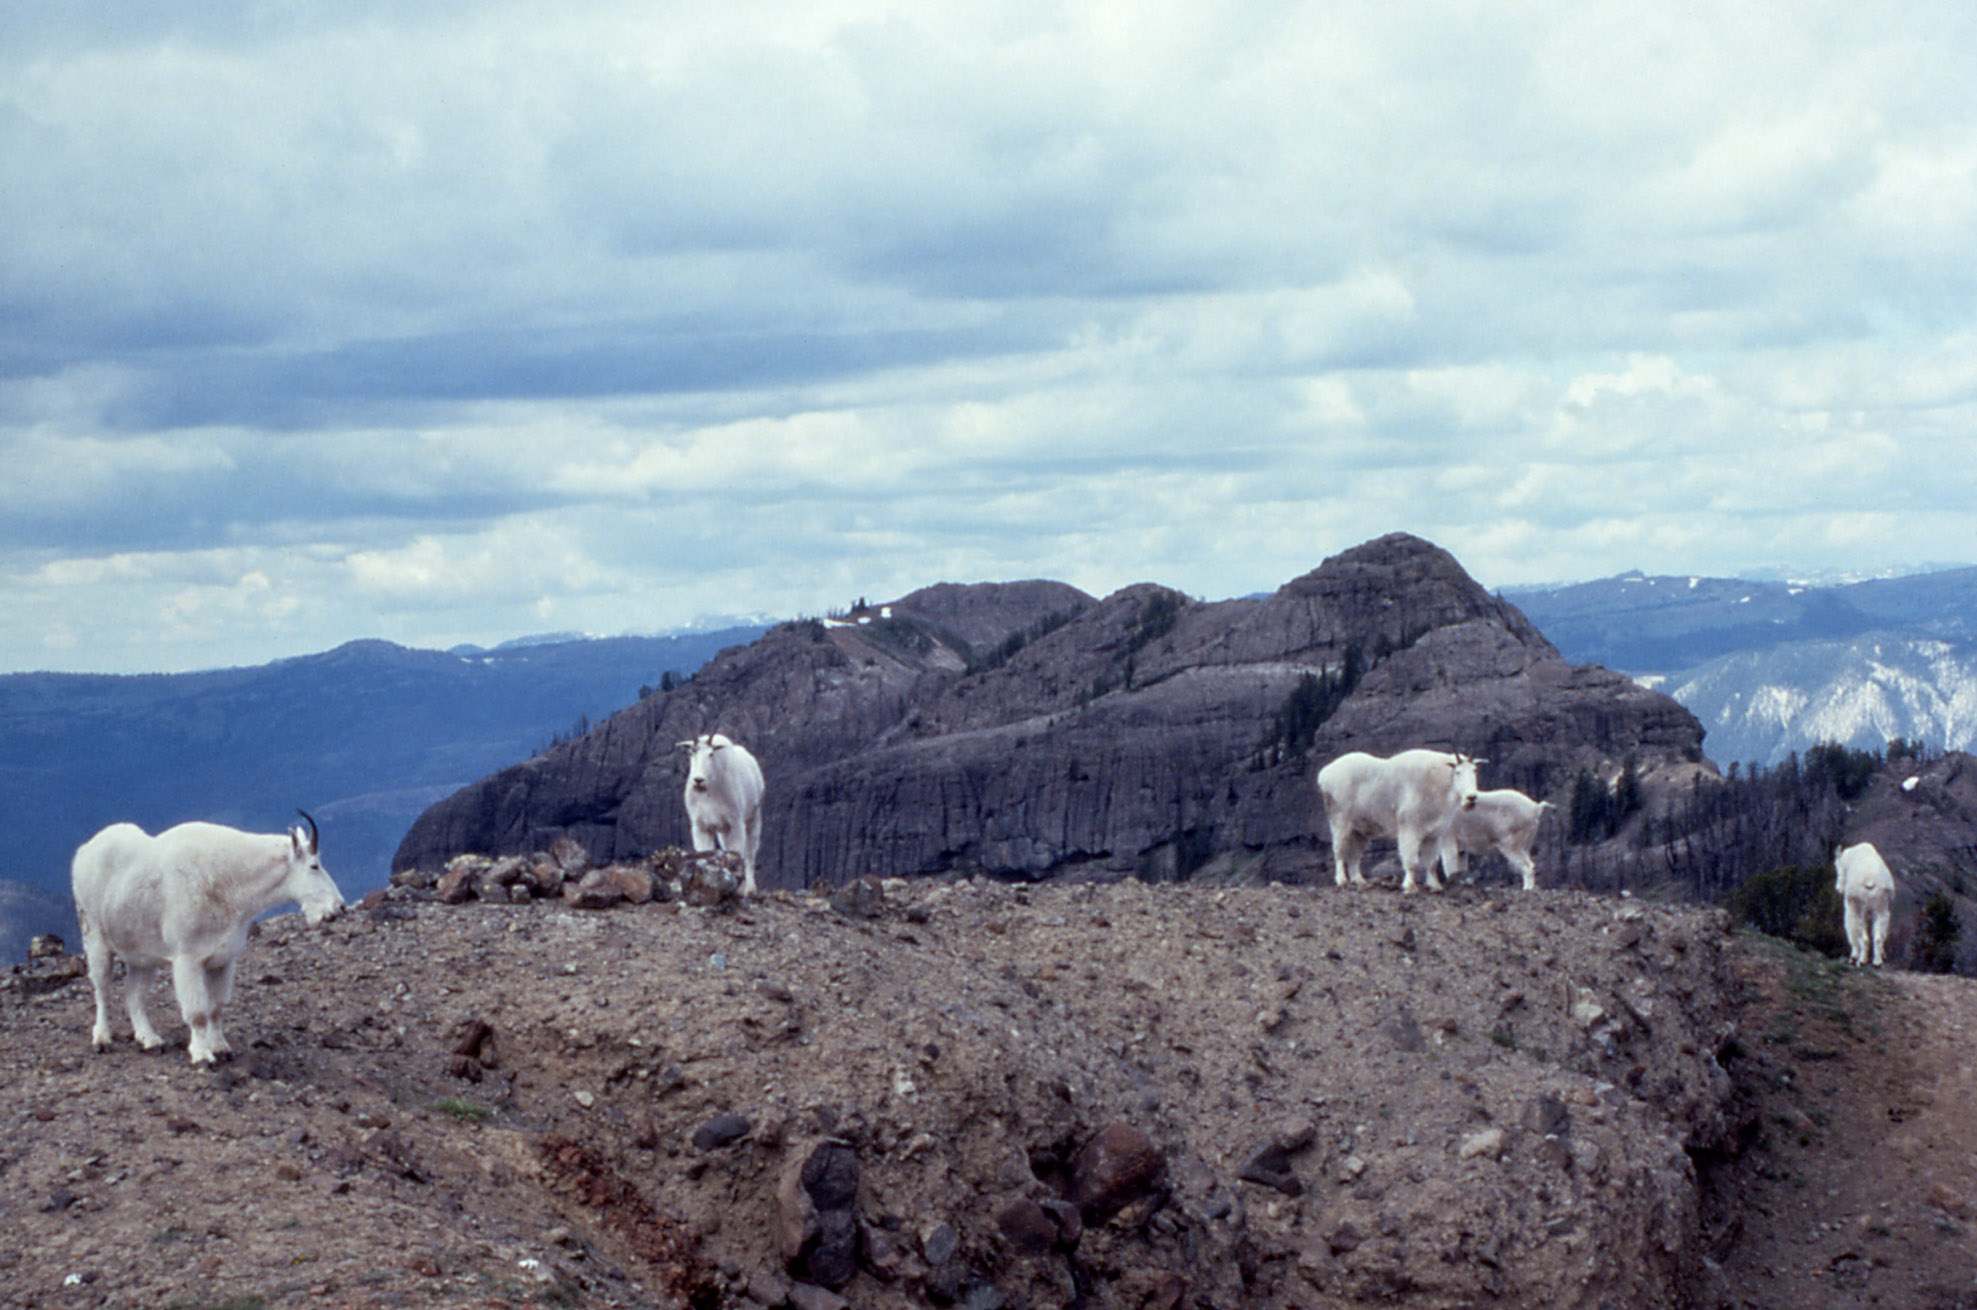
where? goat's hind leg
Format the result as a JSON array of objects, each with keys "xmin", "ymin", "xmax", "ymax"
[
  {"xmin": 80, "ymin": 913, "xmax": 118, "ymax": 1051},
  {"xmin": 122, "ymin": 962, "xmax": 167, "ymax": 1051}
]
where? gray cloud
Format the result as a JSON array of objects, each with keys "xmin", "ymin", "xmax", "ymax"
[{"xmin": 3, "ymin": 2, "xmax": 1974, "ymax": 672}]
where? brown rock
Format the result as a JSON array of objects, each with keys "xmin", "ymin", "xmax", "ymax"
[
  {"xmin": 435, "ymin": 865, "xmax": 478, "ymax": 904},
  {"xmin": 1069, "ymin": 1122, "xmax": 1166, "ymax": 1219},
  {"xmin": 606, "ymin": 864, "xmax": 658, "ymax": 905},
  {"xmin": 563, "ymin": 869, "xmax": 625, "ymax": 910},
  {"xmin": 996, "ymin": 1198, "xmax": 1057, "ymax": 1254}
]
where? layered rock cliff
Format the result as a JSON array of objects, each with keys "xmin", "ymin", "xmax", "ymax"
[{"xmin": 395, "ymin": 534, "xmax": 1709, "ymax": 887}]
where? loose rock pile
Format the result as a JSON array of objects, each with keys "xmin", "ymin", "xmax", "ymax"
[{"xmin": 399, "ymin": 838, "xmax": 750, "ymax": 911}]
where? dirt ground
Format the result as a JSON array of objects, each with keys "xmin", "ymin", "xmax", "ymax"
[
  {"xmin": 1697, "ymin": 940, "xmax": 1977, "ymax": 1309},
  {"xmin": 2, "ymin": 874, "xmax": 1973, "ymax": 1310}
]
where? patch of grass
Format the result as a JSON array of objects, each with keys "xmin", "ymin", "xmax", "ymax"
[{"xmin": 435, "ymin": 1095, "xmax": 493, "ymax": 1123}]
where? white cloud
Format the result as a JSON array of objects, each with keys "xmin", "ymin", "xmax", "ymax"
[{"xmin": 1, "ymin": 1, "xmax": 1974, "ymax": 670}]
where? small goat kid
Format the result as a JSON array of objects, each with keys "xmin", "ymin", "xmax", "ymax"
[
  {"xmin": 72, "ymin": 812, "xmax": 345, "ymax": 1064},
  {"xmin": 1834, "ymin": 841, "xmax": 1896, "ymax": 969},
  {"xmin": 1439, "ymin": 789, "xmax": 1553, "ymax": 891},
  {"xmin": 680, "ymin": 733, "xmax": 766, "ymax": 895}
]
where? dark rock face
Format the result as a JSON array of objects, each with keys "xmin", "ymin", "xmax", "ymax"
[{"xmin": 394, "ymin": 535, "xmax": 1709, "ymax": 888}]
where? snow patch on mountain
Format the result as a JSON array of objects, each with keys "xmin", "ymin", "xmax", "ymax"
[{"xmin": 1672, "ymin": 635, "xmax": 1977, "ymax": 767}]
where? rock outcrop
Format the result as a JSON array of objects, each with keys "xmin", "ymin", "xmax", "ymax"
[{"xmin": 395, "ymin": 534, "xmax": 1708, "ymax": 888}]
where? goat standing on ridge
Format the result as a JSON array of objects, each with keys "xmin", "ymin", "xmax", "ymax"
[
  {"xmin": 71, "ymin": 812, "xmax": 345, "ymax": 1064},
  {"xmin": 1835, "ymin": 841, "xmax": 1896, "ymax": 969},
  {"xmin": 680, "ymin": 733, "xmax": 766, "ymax": 894}
]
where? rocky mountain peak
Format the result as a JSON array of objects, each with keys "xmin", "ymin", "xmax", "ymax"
[{"xmin": 395, "ymin": 536, "xmax": 1704, "ymax": 888}]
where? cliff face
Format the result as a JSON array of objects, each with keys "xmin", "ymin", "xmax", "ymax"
[{"xmin": 394, "ymin": 534, "xmax": 1708, "ymax": 887}]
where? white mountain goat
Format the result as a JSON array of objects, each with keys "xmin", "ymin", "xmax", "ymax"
[
  {"xmin": 1318, "ymin": 749, "xmax": 1482, "ymax": 894},
  {"xmin": 1834, "ymin": 841, "xmax": 1896, "ymax": 968},
  {"xmin": 1439, "ymin": 789, "xmax": 1553, "ymax": 891},
  {"xmin": 71, "ymin": 812, "xmax": 345, "ymax": 1064},
  {"xmin": 680, "ymin": 733, "xmax": 766, "ymax": 894}
]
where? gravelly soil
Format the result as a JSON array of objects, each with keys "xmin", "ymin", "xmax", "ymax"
[{"xmin": 2, "ymin": 876, "xmax": 1972, "ymax": 1310}]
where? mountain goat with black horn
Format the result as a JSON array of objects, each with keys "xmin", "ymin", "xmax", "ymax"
[
  {"xmin": 71, "ymin": 810, "xmax": 345, "ymax": 1065},
  {"xmin": 1318, "ymin": 748, "xmax": 1483, "ymax": 894},
  {"xmin": 680, "ymin": 732, "xmax": 766, "ymax": 895}
]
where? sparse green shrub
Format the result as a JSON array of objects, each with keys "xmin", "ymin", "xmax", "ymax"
[
  {"xmin": 1725, "ymin": 864, "xmax": 1846, "ymax": 958},
  {"xmin": 1913, "ymin": 893, "xmax": 1962, "ymax": 974},
  {"xmin": 435, "ymin": 1095, "xmax": 492, "ymax": 1123},
  {"xmin": 1262, "ymin": 644, "xmax": 1365, "ymax": 762}
]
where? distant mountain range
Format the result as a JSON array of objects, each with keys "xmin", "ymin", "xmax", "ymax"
[
  {"xmin": 0, "ymin": 626, "xmax": 765, "ymax": 961},
  {"xmin": 1508, "ymin": 566, "xmax": 1977, "ymax": 767}
]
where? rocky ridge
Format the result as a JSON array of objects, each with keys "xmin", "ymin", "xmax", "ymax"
[
  {"xmin": 5, "ymin": 875, "xmax": 1748, "ymax": 1310},
  {"xmin": 395, "ymin": 535, "xmax": 1710, "ymax": 889}
]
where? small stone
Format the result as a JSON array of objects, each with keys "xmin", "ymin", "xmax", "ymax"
[
  {"xmin": 996, "ymin": 1199, "xmax": 1057, "ymax": 1255},
  {"xmin": 1337, "ymin": 1154, "xmax": 1367, "ymax": 1182},
  {"xmin": 1326, "ymin": 1220, "xmax": 1364, "ymax": 1254},
  {"xmin": 436, "ymin": 866, "xmax": 478, "ymax": 904},
  {"xmin": 1930, "ymin": 1183, "xmax": 1969, "ymax": 1218},
  {"xmin": 1521, "ymin": 1095, "xmax": 1568, "ymax": 1137},
  {"xmin": 1238, "ymin": 1142, "xmax": 1304, "ymax": 1196},
  {"xmin": 573, "ymin": 1090, "xmax": 595, "ymax": 1109},
  {"xmin": 1271, "ymin": 1117, "xmax": 1318, "ymax": 1153},
  {"xmin": 830, "ymin": 876, "xmax": 885, "ymax": 919},
  {"xmin": 692, "ymin": 1114, "xmax": 752, "ymax": 1150},
  {"xmin": 564, "ymin": 869, "xmax": 625, "ymax": 910},
  {"xmin": 606, "ymin": 864, "xmax": 658, "ymax": 905},
  {"xmin": 920, "ymin": 1220, "xmax": 959, "ymax": 1266},
  {"xmin": 1068, "ymin": 1122, "xmax": 1166, "ymax": 1219},
  {"xmin": 1459, "ymin": 1127, "xmax": 1506, "ymax": 1161},
  {"xmin": 789, "ymin": 1283, "xmax": 849, "ymax": 1310}
]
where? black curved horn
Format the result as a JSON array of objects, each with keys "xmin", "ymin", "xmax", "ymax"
[{"xmin": 296, "ymin": 809, "xmax": 320, "ymax": 854}]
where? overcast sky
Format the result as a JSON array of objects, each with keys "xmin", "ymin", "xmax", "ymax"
[{"xmin": 3, "ymin": 2, "xmax": 1973, "ymax": 673}]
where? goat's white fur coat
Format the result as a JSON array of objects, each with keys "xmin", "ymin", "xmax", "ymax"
[{"xmin": 71, "ymin": 815, "xmax": 344, "ymax": 1064}]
